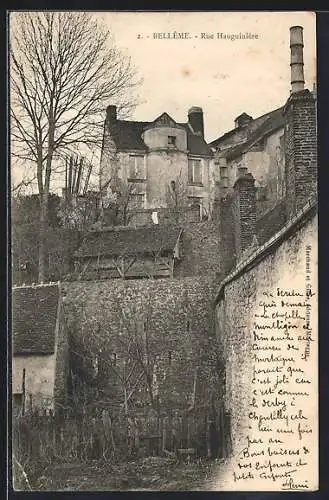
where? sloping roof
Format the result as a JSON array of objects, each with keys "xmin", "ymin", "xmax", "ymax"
[
  {"xmin": 108, "ymin": 120, "xmax": 150, "ymax": 151},
  {"xmin": 179, "ymin": 124, "xmax": 213, "ymax": 156},
  {"xmin": 13, "ymin": 284, "xmax": 60, "ymax": 355},
  {"xmin": 256, "ymin": 199, "xmax": 287, "ymax": 246},
  {"xmin": 107, "ymin": 117, "xmax": 213, "ymax": 156},
  {"xmin": 209, "ymin": 106, "xmax": 285, "ymax": 155},
  {"xmin": 224, "ymin": 107, "xmax": 285, "ymax": 160},
  {"xmin": 75, "ymin": 226, "xmax": 183, "ymax": 258}
]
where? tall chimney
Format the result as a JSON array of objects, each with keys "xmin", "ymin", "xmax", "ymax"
[
  {"xmin": 290, "ymin": 26, "xmax": 305, "ymax": 93},
  {"xmin": 283, "ymin": 26, "xmax": 317, "ymax": 218},
  {"xmin": 106, "ymin": 105, "xmax": 117, "ymax": 123},
  {"xmin": 188, "ymin": 107, "xmax": 204, "ymax": 137}
]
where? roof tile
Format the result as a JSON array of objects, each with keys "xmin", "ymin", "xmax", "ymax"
[
  {"xmin": 210, "ymin": 106, "xmax": 285, "ymax": 156},
  {"xmin": 12, "ymin": 284, "xmax": 59, "ymax": 355},
  {"xmin": 75, "ymin": 225, "xmax": 182, "ymax": 258},
  {"xmin": 107, "ymin": 118, "xmax": 213, "ymax": 156}
]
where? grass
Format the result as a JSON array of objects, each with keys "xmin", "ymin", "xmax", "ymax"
[{"xmin": 21, "ymin": 456, "xmax": 224, "ymax": 491}]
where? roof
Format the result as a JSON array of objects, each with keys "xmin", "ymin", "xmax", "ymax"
[
  {"xmin": 109, "ymin": 120, "xmax": 150, "ymax": 151},
  {"xmin": 107, "ymin": 116, "xmax": 213, "ymax": 156},
  {"xmin": 224, "ymin": 107, "xmax": 285, "ymax": 160},
  {"xmin": 209, "ymin": 106, "xmax": 285, "ymax": 155},
  {"xmin": 12, "ymin": 284, "xmax": 60, "ymax": 355},
  {"xmin": 179, "ymin": 124, "xmax": 213, "ymax": 156},
  {"xmin": 235, "ymin": 112, "xmax": 253, "ymax": 122},
  {"xmin": 75, "ymin": 226, "xmax": 183, "ymax": 258}
]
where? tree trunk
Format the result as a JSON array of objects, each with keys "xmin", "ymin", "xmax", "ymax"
[
  {"xmin": 38, "ymin": 194, "xmax": 48, "ymax": 283},
  {"xmin": 38, "ymin": 116, "xmax": 55, "ymax": 283}
]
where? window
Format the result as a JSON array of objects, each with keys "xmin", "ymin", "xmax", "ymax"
[
  {"xmin": 168, "ymin": 135, "xmax": 176, "ymax": 146},
  {"xmin": 220, "ymin": 166, "xmax": 228, "ymax": 179},
  {"xmin": 188, "ymin": 159, "xmax": 202, "ymax": 184},
  {"xmin": 128, "ymin": 155, "xmax": 145, "ymax": 180},
  {"xmin": 188, "ymin": 196, "xmax": 202, "ymax": 208},
  {"xmin": 128, "ymin": 193, "xmax": 145, "ymax": 210},
  {"xmin": 220, "ymin": 166, "xmax": 229, "ymax": 187},
  {"xmin": 256, "ymin": 184, "xmax": 268, "ymax": 202}
]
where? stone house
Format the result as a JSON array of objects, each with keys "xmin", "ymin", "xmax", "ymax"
[
  {"xmin": 210, "ymin": 107, "xmax": 286, "ymax": 215},
  {"xmin": 99, "ymin": 105, "xmax": 215, "ymax": 219},
  {"xmin": 12, "ymin": 283, "xmax": 70, "ymax": 415}
]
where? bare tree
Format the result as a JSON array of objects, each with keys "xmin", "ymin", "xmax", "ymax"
[
  {"xmin": 165, "ymin": 170, "xmax": 188, "ymax": 223},
  {"xmin": 166, "ymin": 170, "xmax": 188, "ymax": 209},
  {"xmin": 10, "ymin": 12, "xmax": 141, "ymax": 281},
  {"xmin": 100, "ymin": 173, "xmax": 142, "ymax": 227}
]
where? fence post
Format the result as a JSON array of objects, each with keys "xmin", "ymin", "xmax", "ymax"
[
  {"xmin": 206, "ymin": 415, "xmax": 211, "ymax": 458},
  {"xmin": 161, "ymin": 417, "xmax": 165, "ymax": 451}
]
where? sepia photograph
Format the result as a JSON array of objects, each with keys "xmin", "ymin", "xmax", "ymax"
[{"xmin": 10, "ymin": 10, "xmax": 318, "ymax": 491}]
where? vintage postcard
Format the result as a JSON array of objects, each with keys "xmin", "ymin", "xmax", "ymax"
[{"xmin": 10, "ymin": 11, "xmax": 317, "ymax": 491}]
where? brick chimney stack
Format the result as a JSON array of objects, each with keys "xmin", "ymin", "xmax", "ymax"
[
  {"xmin": 283, "ymin": 26, "xmax": 317, "ymax": 218},
  {"xmin": 233, "ymin": 170, "xmax": 257, "ymax": 262},
  {"xmin": 219, "ymin": 192, "xmax": 236, "ymax": 275}
]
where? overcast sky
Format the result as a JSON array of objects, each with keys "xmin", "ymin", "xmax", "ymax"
[{"xmin": 96, "ymin": 11, "xmax": 316, "ymax": 142}]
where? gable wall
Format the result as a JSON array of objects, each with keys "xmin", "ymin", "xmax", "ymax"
[{"xmin": 12, "ymin": 354, "xmax": 56, "ymax": 411}]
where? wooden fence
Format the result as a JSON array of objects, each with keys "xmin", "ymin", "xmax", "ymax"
[{"xmin": 13, "ymin": 408, "xmax": 231, "ymax": 466}]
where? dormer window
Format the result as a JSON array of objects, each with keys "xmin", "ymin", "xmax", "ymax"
[{"xmin": 168, "ymin": 135, "xmax": 176, "ymax": 146}]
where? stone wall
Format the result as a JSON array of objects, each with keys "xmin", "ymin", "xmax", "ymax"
[
  {"xmin": 215, "ymin": 210, "xmax": 317, "ymax": 456},
  {"xmin": 61, "ymin": 276, "xmax": 220, "ymax": 413},
  {"xmin": 127, "ymin": 206, "xmax": 201, "ymax": 227},
  {"xmin": 54, "ymin": 298, "xmax": 70, "ymax": 409},
  {"xmin": 176, "ymin": 221, "xmax": 221, "ymax": 278}
]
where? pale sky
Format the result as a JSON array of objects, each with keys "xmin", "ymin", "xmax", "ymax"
[
  {"xmin": 96, "ymin": 11, "xmax": 316, "ymax": 142},
  {"xmin": 11, "ymin": 11, "xmax": 316, "ymax": 194}
]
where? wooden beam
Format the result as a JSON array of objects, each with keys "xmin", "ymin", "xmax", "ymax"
[
  {"xmin": 83, "ymin": 163, "xmax": 93, "ymax": 195},
  {"xmin": 112, "ymin": 257, "xmax": 125, "ymax": 278},
  {"xmin": 174, "ymin": 229, "xmax": 184, "ymax": 260},
  {"xmin": 123, "ymin": 256, "xmax": 136, "ymax": 274}
]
